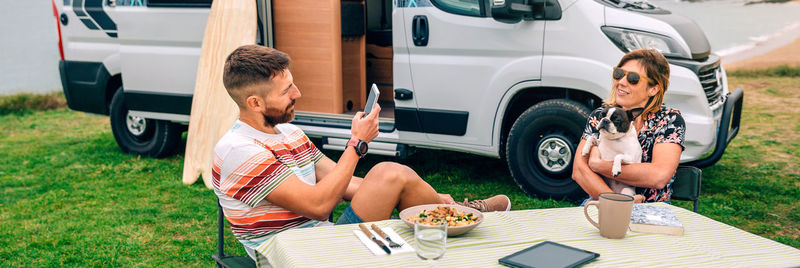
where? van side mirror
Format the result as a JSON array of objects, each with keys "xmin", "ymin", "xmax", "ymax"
[
  {"xmin": 535, "ymin": 0, "xmax": 562, "ymax": 20},
  {"xmin": 491, "ymin": 0, "xmax": 562, "ymax": 23},
  {"xmin": 491, "ymin": 0, "xmax": 533, "ymax": 23}
]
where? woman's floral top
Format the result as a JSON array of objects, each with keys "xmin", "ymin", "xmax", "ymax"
[{"xmin": 582, "ymin": 105, "xmax": 686, "ymax": 202}]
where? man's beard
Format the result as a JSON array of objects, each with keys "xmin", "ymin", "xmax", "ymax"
[{"xmin": 262, "ymin": 100, "xmax": 295, "ymax": 126}]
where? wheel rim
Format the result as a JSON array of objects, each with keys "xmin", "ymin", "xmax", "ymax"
[
  {"xmin": 126, "ymin": 112, "xmax": 147, "ymax": 137},
  {"xmin": 536, "ymin": 136, "xmax": 573, "ymax": 173}
]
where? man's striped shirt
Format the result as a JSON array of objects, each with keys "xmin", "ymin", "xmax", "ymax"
[{"xmin": 212, "ymin": 120, "xmax": 323, "ymax": 249}]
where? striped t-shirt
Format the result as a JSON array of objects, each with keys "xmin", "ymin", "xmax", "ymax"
[{"xmin": 212, "ymin": 120, "xmax": 323, "ymax": 249}]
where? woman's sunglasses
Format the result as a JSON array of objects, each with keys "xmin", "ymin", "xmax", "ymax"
[{"xmin": 613, "ymin": 67, "xmax": 654, "ymax": 85}]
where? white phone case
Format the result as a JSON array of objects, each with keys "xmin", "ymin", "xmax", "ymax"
[{"xmin": 363, "ymin": 83, "xmax": 380, "ymax": 118}]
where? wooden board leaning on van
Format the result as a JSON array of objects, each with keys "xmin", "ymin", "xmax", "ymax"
[{"xmin": 182, "ymin": 0, "xmax": 256, "ymax": 187}]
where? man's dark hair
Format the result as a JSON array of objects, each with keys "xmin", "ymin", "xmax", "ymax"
[{"xmin": 222, "ymin": 45, "xmax": 290, "ymax": 107}]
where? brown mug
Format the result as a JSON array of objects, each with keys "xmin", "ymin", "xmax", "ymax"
[{"xmin": 583, "ymin": 193, "xmax": 634, "ymax": 239}]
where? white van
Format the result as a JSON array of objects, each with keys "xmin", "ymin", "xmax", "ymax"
[{"xmin": 53, "ymin": 0, "xmax": 742, "ymax": 200}]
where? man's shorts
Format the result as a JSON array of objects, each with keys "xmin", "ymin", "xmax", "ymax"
[{"xmin": 335, "ymin": 204, "xmax": 364, "ymax": 225}]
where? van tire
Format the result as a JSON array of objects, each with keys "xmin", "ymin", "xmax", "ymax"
[
  {"xmin": 109, "ymin": 88, "xmax": 181, "ymax": 158},
  {"xmin": 506, "ymin": 99, "xmax": 590, "ymax": 200}
]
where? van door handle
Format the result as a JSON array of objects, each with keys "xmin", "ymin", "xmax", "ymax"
[
  {"xmin": 394, "ymin": 88, "xmax": 413, "ymax": 100},
  {"xmin": 411, "ymin": 15, "xmax": 428, "ymax": 46}
]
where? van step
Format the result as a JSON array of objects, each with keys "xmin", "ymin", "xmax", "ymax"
[
  {"xmin": 293, "ymin": 114, "xmax": 395, "ymax": 133},
  {"xmin": 321, "ymin": 137, "xmax": 410, "ymax": 158}
]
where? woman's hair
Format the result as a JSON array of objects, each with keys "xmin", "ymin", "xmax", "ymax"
[{"xmin": 605, "ymin": 48, "xmax": 670, "ymax": 118}]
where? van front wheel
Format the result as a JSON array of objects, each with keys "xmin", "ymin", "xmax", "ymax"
[
  {"xmin": 109, "ymin": 88, "xmax": 181, "ymax": 158},
  {"xmin": 506, "ymin": 99, "xmax": 590, "ymax": 200}
]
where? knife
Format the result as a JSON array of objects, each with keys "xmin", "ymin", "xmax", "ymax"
[
  {"xmin": 371, "ymin": 224, "xmax": 402, "ymax": 248},
  {"xmin": 359, "ymin": 223, "xmax": 391, "ymax": 255}
]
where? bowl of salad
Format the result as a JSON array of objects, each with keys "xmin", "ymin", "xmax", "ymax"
[{"xmin": 400, "ymin": 204, "xmax": 483, "ymax": 236}]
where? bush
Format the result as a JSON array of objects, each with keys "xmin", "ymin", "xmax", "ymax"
[
  {"xmin": 0, "ymin": 92, "xmax": 67, "ymax": 115},
  {"xmin": 727, "ymin": 65, "xmax": 800, "ymax": 78}
]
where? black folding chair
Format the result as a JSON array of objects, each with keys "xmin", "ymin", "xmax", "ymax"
[
  {"xmin": 212, "ymin": 199, "xmax": 257, "ymax": 268},
  {"xmin": 671, "ymin": 166, "xmax": 702, "ymax": 212}
]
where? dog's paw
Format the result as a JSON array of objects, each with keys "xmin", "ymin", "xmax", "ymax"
[{"xmin": 581, "ymin": 145, "xmax": 590, "ymax": 156}]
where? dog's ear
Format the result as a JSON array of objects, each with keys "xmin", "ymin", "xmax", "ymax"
[
  {"xmin": 599, "ymin": 105, "xmax": 611, "ymax": 114},
  {"xmin": 627, "ymin": 108, "xmax": 645, "ymax": 120}
]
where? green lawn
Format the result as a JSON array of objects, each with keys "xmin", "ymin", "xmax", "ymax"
[{"xmin": 1, "ymin": 75, "xmax": 797, "ymax": 266}]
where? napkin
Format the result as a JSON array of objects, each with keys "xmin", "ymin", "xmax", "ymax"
[{"xmin": 353, "ymin": 226, "xmax": 415, "ymax": 256}]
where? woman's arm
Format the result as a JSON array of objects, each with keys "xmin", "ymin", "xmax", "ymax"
[
  {"xmin": 572, "ymin": 139, "xmax": 613, "ymax": 199},
  {"xmin": 588, "ymin": 142, "xmax": 682, "ymax": 189}
]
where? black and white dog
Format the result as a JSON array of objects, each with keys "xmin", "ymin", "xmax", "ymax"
[{"xmin": 581, "ymin": 106, "xmax": 644, "ymax": 197}]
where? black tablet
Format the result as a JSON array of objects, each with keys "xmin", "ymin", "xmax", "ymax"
[{"xmin": 498, "ymin": 241, "xmax": 599, "ymax": 268}]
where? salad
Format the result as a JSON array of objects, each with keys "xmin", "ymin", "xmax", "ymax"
[{"xmin": 407, "ymin": 206, "xmax": 479, "ymax": 226}]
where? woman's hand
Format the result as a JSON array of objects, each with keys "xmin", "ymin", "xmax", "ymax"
[
  {"xmin": 572, "ymin": 139, "xmax": 613, "ymax": 199},
  {"xmin": 587, "ymin": 146, "xmax": 608, "ymax": 173}
]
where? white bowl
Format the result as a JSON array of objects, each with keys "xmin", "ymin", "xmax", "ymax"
[{"xmin": 399, "ymin": 204, "xmax": 483, "ymax": 236}]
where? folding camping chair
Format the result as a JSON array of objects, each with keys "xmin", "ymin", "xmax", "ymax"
[
  {"xmin": 671, "ymin": 166, "xmax": 702, "ymax": 212},
  {"xmin": 212, "ymin": 199, "xmax": 256, "ymax": 268}
]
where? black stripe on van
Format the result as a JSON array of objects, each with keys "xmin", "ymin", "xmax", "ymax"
[
  {"xmin": 72, "ymin": 0, "xmax": 86, "ymax": 16},
  {"xmin": 123, "ymin": 91, "xmax": 193, "ymax": 116},
  {"xmin": 84, "ymin": 0, "xmax": 117, "ymax": 31},
  {"xmin": 395, "ymin": 107, "xmax": 469, "ymax": 136},
  {"xmin": 79, "ymin": 18, "xmax": 99, "ymax": 30}
]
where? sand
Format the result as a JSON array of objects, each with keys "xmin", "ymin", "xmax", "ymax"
[{"xmin": 723, "ymin": 36, "xmax": 800, "ymax": 70}]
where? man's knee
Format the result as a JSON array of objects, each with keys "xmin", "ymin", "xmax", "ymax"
[{"xmin": 371, "ymin": 162, "xmax": 417, "ymax": 184}]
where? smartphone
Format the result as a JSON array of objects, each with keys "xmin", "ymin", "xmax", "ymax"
[{"xmin": 363, "ymin": 83, "xmax": 380, "ymax": 118}]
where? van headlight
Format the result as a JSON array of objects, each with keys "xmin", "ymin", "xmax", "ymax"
[{"xmin": 601, "ymin": 26, "xmax": 691, "ymax": 59}]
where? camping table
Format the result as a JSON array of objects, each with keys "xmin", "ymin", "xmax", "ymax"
[{"xmin": 256, "ymin": 203, "xmax": 800, "ymax": 267}]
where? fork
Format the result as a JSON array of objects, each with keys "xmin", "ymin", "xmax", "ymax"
[{"xmin": 371, "ymin": 224, "xmax": 403, "ymax": 248}]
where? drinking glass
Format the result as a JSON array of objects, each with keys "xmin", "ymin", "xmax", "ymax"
[{"xmin": 414, "ymin": 219, "xmax": 447, "ymax": 261}]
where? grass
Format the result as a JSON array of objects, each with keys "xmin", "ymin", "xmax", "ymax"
[{"xmin": 1, "ymin": 73, "xmax": 798, "ymax": 266}]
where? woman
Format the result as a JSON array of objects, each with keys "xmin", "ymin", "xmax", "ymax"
[{"xmin": 572, "ymin": 49, "xmax": 685, "ymax": 203}]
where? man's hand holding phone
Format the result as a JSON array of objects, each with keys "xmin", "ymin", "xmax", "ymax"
[
  {"xmin": 351, "ymin": 103, "xmax": 380, "ymax": 142},
  {"xmin": 351, "ymin": 84, "xmax": 381, "ymax": 143}
]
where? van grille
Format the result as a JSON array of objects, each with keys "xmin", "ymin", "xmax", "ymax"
[{"xmin": 698, "ymin": 66, "xmax": 723, "ymax": 106}]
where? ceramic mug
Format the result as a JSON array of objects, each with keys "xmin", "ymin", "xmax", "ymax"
[{"xmin": 584, "ymin": 192, "xmax": 634, "ymax": 239}]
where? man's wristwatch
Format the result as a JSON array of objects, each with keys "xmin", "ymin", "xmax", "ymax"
[{"xmin": 347, "ymin": 138, "xmax": 368, "ymax": 158}]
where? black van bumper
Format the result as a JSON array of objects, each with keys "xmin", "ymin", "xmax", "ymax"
[
  {"xmin": 59, "ymin": 60, "xmax": 111, "ymax": 115},
  {"xmin": 685, "ymin": 88, "xmax": 744, "ymax": 168}
]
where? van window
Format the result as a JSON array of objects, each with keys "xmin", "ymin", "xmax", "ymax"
[{"xmin": 432, "ymin": 0, "xmax": 484, "ymax": 17}]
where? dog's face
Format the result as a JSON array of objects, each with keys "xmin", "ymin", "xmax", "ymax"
[{"xmin": 597, "ymin": 106, "xmax": 643, "ymax": 139}]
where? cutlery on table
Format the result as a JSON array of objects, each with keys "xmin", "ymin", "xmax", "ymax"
[
  {"xmin": 359, "ymin": 223, "xmax": 391, "ymax": 255},
  {"xmin": 371, "ymin": 224, "xmax": 403, "ymax": 248}
]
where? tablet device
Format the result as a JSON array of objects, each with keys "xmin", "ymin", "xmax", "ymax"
[
  {"xmin": 363, "ymin": 83, "xmax": 380, "ymax": 118},
  {"xmin": 498, "ymin": 241, "xmax": 599, "ymax": 268}
]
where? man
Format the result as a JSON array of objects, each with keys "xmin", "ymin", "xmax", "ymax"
[{"xmin": 213, "ymin": 44, "xmax": 510, "ymax": 266}]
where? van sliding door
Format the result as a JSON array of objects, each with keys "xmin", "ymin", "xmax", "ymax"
[
  {"xmin": 399, "ymin": 0, "xmax": 544, "ymax": 146},
  {"xmin": 115, "ymin": 1, "xmax": 210, "ymax": 121}
]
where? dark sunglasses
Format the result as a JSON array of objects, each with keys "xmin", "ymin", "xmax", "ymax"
[{"xmin": 613, "ymin": 67, "xmax": 654, "ymax": 85}]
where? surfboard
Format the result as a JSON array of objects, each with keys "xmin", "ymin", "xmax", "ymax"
[{"xmin": 182, "ymin": 0, "xmax": 256, "ymax": 187}]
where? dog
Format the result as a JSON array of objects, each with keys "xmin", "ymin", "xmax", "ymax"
[{"xmin": 581, "ymin": 106, "xmax": 644, "ymax": 197}]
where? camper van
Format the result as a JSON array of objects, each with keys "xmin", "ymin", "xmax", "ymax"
[{"xmin": 53, "ymin": 0, "xmax": 742, "ymax": 200}]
